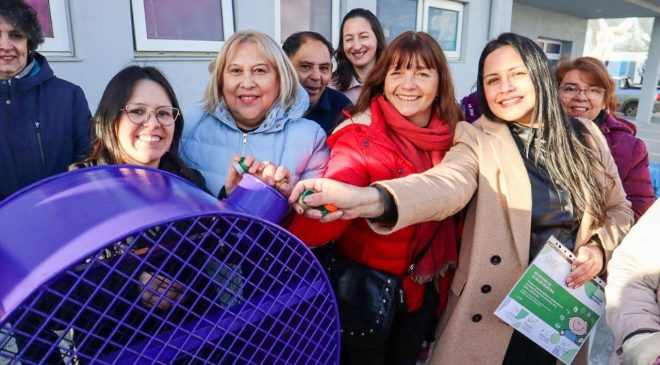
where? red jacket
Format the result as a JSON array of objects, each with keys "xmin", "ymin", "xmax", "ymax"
[
  {"xmin": 600, "ymin": 112, "xmax": 655, "ymax": 221},
  {"xmin": 287, "ymin": 111, "xmax": 437, "ymax": 311}
]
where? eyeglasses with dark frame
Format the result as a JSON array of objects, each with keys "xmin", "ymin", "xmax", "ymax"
[
  {"xmin": 559, "ymin": 84, "xmax": 605, "ymax": 100},
  {"xmin": 120, "ymin": 104, "xmax": 180, "ymax": 126}
]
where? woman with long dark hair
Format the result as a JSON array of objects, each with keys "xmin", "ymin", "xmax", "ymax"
[
  {"xmin": 330, "ymin": 8, "xmax": 386, "ymax": 104},
  {"xmin": 289, "ymin": 33, "xmax": 633, "ymax": 365},
  {"xmin": 10, "ymin": 66, "xmax": 210, "ymax": 363},
  {"xmin": 74, "ymin": 65, "xmax": 205, "ymax": 188}
]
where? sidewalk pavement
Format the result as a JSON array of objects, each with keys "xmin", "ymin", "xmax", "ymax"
[
  {"xmin": 633, "ymin": 116, "xmax": 660, "ymax": 163},
  {"xmin": 621, "ymin": 115, "xmax": 660, "ymax": 197}
]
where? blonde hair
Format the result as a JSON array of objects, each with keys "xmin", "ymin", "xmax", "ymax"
[{"xmin": 203, "ymin": 30, "xmax": 299, "ymax": 113}]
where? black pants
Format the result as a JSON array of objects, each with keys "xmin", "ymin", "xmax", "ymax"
[
  {"xmin": 502, "ymin": 330, "xmax": 556, "ymax": 365},
  {"xmin": 341, "ymin": 283, "xmax": 438, "ymax": 365}
]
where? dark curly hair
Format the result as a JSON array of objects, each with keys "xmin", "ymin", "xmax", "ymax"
[{"xmin": 0, "ymin": 0, "xmax": 45, "ymax": 52}]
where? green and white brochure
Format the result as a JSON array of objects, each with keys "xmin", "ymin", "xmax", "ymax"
[{"xmin": 494, "ymin": 236, "xmax": 606, "ymax": 364}]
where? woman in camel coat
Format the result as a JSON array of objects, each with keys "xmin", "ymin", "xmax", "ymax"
[
  {"xmin": 367, "ymin": 113, "xmax": 631, "ymax": 365},
  {"xmin": 290, "ymin": 33, "xmax": 633, "ymax": 365}
]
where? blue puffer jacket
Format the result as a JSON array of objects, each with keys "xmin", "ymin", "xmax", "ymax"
[
  {"xmin": 180, "ymin": 86, "xmax": 329, "ymax": 195},
  {"xmin": 0, "ymin": 52, "xmax": 91, "ymax": 200}
]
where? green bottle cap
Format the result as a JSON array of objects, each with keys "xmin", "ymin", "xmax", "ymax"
[
  {"xmin": 298, "ymin": 189, "xmax": 314, "ymax": 211},
  {"xmin": 298, "ymin": 189, "xmax": 330, "ymax": 216},
  {"xmin": 232, "ymin": 157, "xmax": 249, "ymax": 175}
]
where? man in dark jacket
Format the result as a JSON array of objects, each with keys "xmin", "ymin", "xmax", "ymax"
[
  {"xmin": 0, "ymin": 0, "xmax": 91, "ymax": 200},
  {"xmin": 283, "ymin": 31, "xmax": 352, "ymax": 135}
]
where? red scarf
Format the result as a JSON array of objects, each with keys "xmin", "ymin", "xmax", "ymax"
[{"xmin": 371, "ymin": 95, "xmax": 459, "ymax": 282}]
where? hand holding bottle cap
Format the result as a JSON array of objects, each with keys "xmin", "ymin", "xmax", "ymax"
[
  {"xmin": 298, "ymin": 189, "xmax": 338, "ymax": 216},
  {"xmin": 233, "ymin": 156, "xmax": 290, "ymax": 192},
  {"xmin": 232, "ymin": 157, "xmax": 249, "ymax": 175}
]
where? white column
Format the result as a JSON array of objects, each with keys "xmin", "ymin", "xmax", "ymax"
[
  {"xmin": 637, "ymin": 16, "xmax": 660, "ymax": 124},
  {"xmin": 489, "ymin": 0, "xmax": 513, "ymax": 40}
]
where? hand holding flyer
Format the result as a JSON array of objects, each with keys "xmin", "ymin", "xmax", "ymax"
[{"xmin": 494, "ymin": 236, "xmax": 606, "ymax": 364}]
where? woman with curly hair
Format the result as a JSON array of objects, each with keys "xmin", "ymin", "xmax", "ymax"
[{"xmin": 0, "ymin": 0, "xmax": 91, "ymax": 201}]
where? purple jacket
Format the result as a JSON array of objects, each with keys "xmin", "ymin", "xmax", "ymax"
[{"xmin": 599, "ymin": 112, "xmax": 655, "ymax": 221}]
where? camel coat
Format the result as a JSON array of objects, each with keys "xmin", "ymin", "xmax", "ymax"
[{"xmin": 371, "ymin": 116, "xmax": 633, "ymax": 365}]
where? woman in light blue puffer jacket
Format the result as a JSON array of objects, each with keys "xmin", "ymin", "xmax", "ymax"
[{"xmin": 181, "ymin": 30, "xmax": 329, "ymax": 196}]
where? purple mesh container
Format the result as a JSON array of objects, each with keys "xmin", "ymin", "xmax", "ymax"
[{"xmin": 0, "ymin": 165, "xmax": 339, "ymax": 364}]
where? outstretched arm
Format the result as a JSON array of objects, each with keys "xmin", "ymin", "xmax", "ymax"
[
  {"xmin": 291, "ymin": 122, "xmax": 481, "ymax": 233},
  {"xmin": 290, "ymin": 179, "xmax": 384, "ymax": 222}
]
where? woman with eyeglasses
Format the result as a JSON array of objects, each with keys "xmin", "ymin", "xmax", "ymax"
[
  {"xmin": 555, "ymin": 57, "xmax": 655, "ymax": 221},
  {"xmin": 70, "ymin": 65, "xmax": 208, "ymax": 191},
  {"xmin": 8, "ymin": 66, "xmax": 211, "ymax": 363}
]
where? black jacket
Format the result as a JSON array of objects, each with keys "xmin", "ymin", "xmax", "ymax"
[{"xmin": 0, "ymin": 53, "xmax": 91, "ymax": 200}]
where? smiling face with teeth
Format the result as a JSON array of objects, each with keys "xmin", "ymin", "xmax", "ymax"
[
  {"xmin": 558, "ymin": 70, "xmax": 605, "ymax": 121},
  {"xmin": 0, "ymin": 17, "xmax": 29, "ymax": 80},
  {"xmin": 116, "ymin": 79, "xmax": 175, "ymax": 167},
  {"xmin": 342, "ymin": 17, "xmax": 378, "ymax": 75},
  {"xmin": 482, "ymin": 45, "xmax": 536, "ymax": 125},
  {"xmin": 290, "ymin": 38, "xmax": 333, "ymax": 106},
  {"xmin": 383, "ymin": 58, "xmax": 439, "ymax": 127},
  {"xmin": 222, "ymin": 42, "xmax": 279, "ymax": 130}
]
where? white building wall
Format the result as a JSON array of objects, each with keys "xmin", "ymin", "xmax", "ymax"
[
  {"xmin": 234, "ymin": 0, "xmax": 277, "ymax": 34},
  {"xmin": 49, "ymin": 0, "xmax": 213, "ymax": 112},
  {"xmin": 449, "ymin": 0, "xmax": 495, "ymax": 99},
  {"xmin": 344, "ymin": 0, "xmax": 377, "ymax": 13},
  {"xmin": 511, "ymin": 3, "xmax": 587, "ymax": 58},
  {"xmin": 46, "ymin": 0, "xmax": 500, "ymax": 113}
]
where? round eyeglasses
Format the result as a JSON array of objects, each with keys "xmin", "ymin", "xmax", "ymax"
[
  {"xmin": 121, "ymin": 105, "xmax": 180, "ymax": 126},
  {"xmin": 559, "ymin": 84, "xmax": 605, "ymax": 100}
]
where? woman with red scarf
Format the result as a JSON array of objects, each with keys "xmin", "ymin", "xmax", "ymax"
[{"xmin": 286, "ymin": 31, "xmax": 463, "ymax": 365}]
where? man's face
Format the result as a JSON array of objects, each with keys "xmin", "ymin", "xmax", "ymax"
[{"xmin": 290, "ymin": 39, "xmax": 333, "ymax": 105}]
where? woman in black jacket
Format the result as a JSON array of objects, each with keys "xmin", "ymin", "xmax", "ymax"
[{"xmin": 0, "ymin": 0, "xmax": 91, "ymax": 200}]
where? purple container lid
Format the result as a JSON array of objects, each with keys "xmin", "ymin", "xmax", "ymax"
[
  {"xmin": 0, "ymin": 165, "xmax": 224, "ymax": 321},
  {"xmin": 224, "ymin": 173, "xmax": 290, "ymax": 224}
]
